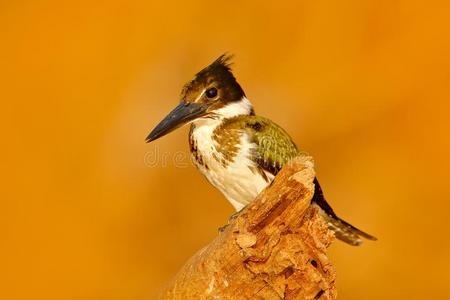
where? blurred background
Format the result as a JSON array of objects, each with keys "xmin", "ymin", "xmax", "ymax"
[{"xmin": 2, "ymin": 1, "xmax": 450, "ymax": 299}]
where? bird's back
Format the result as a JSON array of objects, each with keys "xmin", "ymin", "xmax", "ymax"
[{"xmin": 216, "ymin": 115, "xmax": 300, "ymax": 174}]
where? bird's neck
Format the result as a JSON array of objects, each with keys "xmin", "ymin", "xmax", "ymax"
[
  {"xmin": 212, "ymin": 96, "xmax": 254, "ymax": 120},
  {"xmin": 192, "ymin": 96, "xmax": 253, "ymax": 128}
]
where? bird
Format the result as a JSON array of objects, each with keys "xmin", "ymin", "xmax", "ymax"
[{"xmin": 146, "ymin": 54, "xmax": 377, "ymax": 246}]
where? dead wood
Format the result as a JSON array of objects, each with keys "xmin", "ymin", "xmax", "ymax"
[{"xmin": 159, "ymin": 155, "xmax": 336, "ymax": 300}]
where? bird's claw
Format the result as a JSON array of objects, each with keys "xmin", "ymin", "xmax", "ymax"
[{"xmin": 217, "ymin": 205, "xmax": 247, "ymax": 233}]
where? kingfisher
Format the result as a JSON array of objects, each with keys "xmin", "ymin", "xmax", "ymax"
[{"xmin": 146, "ymin": 54, "xmax": 376, "ymax": 246}]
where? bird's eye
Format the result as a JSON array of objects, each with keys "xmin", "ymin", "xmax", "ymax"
[{"xmin": 205, "ymin": 87, "xmax": 218, "ymax": 99}]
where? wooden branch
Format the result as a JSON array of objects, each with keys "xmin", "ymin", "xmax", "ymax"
[{"xmin": 159, "ymin": 155, "xmax": 337, "ymax": 300}]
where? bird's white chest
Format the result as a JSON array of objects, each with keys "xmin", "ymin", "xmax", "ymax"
[{"xmin": 190, "ymin": 121, "xmax": 273, "ymax": 211}]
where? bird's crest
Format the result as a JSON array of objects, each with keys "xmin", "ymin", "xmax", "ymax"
[{"xmin": 180, "ymin": 53, "xmax": 245, "ymax": 105}]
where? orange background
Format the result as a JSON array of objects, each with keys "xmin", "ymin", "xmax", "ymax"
[{"xmin": 2, "ymin": 1, "xmax": 450, "ymax": 299}]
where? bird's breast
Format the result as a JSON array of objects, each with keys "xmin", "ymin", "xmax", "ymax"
[{"xmin": 189, "ymin": 122, "xmax": 274, "ymax": 211}]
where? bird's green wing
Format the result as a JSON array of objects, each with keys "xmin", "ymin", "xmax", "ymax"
[
  {"xmin": 240, "ymin": 116, "xmax": 377, "ymax": 246},
  {"xmin": 243, "ymin": 116, "xmax": 299, "ymax": 175}
]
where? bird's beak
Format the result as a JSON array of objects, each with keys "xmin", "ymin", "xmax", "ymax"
[{"xmin": 146, "ymin": 102, "xmax": 207, "ymax": 143}]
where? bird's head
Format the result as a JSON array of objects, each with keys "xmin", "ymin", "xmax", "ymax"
[{"xmin": 146, "ymin": 54, "xmax": 253, "ymax": 142}]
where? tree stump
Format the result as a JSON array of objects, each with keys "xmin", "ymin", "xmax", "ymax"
[{"xmin": 159, "ymin": 155, "xmax": 337, "ymax": 299}]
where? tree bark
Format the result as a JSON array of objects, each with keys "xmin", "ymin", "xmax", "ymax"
[{"xmin": 159, "ymin": 155, "xmax": 337, "ymax": 300}]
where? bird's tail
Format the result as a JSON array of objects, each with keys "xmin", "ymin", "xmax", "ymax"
[
  {"xmin": 319, "ymin": 212, "xmax": 377, "ymax": 246},
  {"xmin": 312, "ymin": 178, "xmax": 377, "ymax": 246}
]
